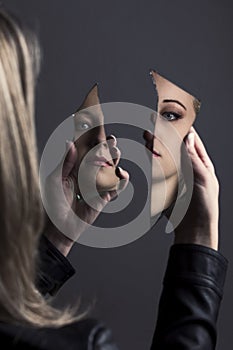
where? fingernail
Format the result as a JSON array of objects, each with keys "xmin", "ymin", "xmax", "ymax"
[
  {"xmin": 116, "ymin": 166, "xmax": 122, "ymax": 176},
  {"xmin": 107, "ymin": 134, "xmax": 117, "ymax": 141},
  {"xmin": 187, "ymin": 133, "xmax": 194, "ymax": 147},
  {"xmin": 66, "ymin": 140, "xmax": 72, "ymax": 150}
]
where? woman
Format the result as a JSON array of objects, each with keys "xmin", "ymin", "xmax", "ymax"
[
  {"xmin": 0, "ymin": 6, "xmax": 124, "ymax": 343},
  {"xmin": 0, "ymin": 7, "xmax": 227, "ymax": 350},
  {"xmin": 0, "ymin": 7, "xmax": 84, "ymax": 327}
]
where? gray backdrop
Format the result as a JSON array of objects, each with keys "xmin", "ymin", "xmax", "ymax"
[{"xmin": 5, "ymin": 1, "xmax": 233, "ymax": 349}]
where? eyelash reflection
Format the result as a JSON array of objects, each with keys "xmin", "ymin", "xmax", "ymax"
[{"xmin": 161, "ymin": 111, "xmax": 182, "ymax": 122}]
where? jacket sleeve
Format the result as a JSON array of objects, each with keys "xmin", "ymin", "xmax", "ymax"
[
  {"xmin": 36, "ymin": 235, "xmax": 76, "ymax": 296},
  {"xmin": 151, "ymin": 243, "xmax": 228, "ymax": 350}
]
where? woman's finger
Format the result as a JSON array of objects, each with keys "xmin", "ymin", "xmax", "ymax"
[
  {"xmin": 185, "ymin": 132, "xmax": 208, "ymax": 181},
  {"xmin": 190, "ymin": 127, "xmax": 215, "ymax": 174},
  {"xmin": 110, "ymin": 146, "xmax": 121, "ymax": 166},
  {"xmin": 106, "ymin": 134, "xmax": 117, "ymax": 148},
  {"xmin": 62, "ymin": 141, "xmax": 78, "ymax": 177},
  {"xmin": 115, "ymin": 166, "xmax": 129, "ymax": 191},
  {"xmin": 106, "ymin": 135, "xmax": 121, "ymax": 166}
]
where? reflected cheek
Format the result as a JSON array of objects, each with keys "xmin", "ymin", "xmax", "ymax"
[
  {"xmin": 153, "ymin": 119, "xmax": 179, "ymax": 146},
  {"xmin": 178, "ymin": 116, "xmax": 196, "ymax": 140},
  {"xmin": 177, "ymin": 126, "xmax": 190, "ymax": 140},
  {"xmin": 152, "ymin": 155, "xmax": 177, "ymax": 180},
  {"xmin": 152, "ymin": 140, "xmax": 182, "ymax": 180},
  {"xmin": 154, "ymin": 130, "xmax": 182, "ymax": 158}
]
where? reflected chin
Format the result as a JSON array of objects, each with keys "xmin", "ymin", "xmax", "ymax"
[{"xmin": 96, "ymin": 168, "xmax": 120, "ymax": 192}]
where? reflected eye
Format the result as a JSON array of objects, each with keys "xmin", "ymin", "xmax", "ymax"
[
  {"xmin": 161, "ymin": 112, "xmax": 182, "ymax": 121},
  {"xmin": 76, "ymin": 121, "xmax": 91, "ymax": 130}
]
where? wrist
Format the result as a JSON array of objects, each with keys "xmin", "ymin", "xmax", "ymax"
[
  {"xmin": 43, "ymin": 218, "xmax": 74, "ymax": 257},
  {"xmin": 174, "ymin": 223, "xmax": 219, "ymax": 251}
]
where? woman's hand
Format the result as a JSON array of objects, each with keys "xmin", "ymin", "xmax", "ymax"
[
  {"xmin": 43, "ymin": 135, "xmax": 129, "ymax": 256},
  {"xmin": 174, "ymin": 127, "xmax": 219, "ymax": 250}
]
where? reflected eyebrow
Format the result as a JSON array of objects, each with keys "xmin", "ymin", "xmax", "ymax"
[
  {"xmin": 162, "ymin": 99, "xmax": 187, "ymax": 111},
  {"xmin": 76, "ymin": 110, "xmax": 94, "ymax": 118},
  {"xmin": 75, "ymin": 109, "xmax": 103, "ymax": 126}
]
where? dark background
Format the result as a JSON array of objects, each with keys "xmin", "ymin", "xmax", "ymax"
[{"xmin": 5, "ymin": 1, "xmax": 233, "ymax": 349}]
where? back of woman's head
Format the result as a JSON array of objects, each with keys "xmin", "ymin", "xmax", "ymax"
[
  {"xmin": 0, "ymin": 9, "xmax": 81, "ymax": 327},
  {"xmin": 0, "ymin": 5, "xmax": 44, "ymax": 308}
]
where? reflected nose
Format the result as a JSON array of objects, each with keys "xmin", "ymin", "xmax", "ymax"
[
  {"xmin": 143, "ymin": 112, "xmax": 159, "ymax": 144},
  {"xmin": 143, "ymin": 129, "xmax": 154, "ymax": 143},
  {"xmin": 151, "ymin": 112, "xmax": 166, "ymax": 143},
  {"xmin": 151, "ymin": 112, "xmax": 161, "ymax": 137},
  {"xmin": 150, "ymin": 112, "xmax": 158, "ymax": 127},
  {"xmin": 89, "ymin": 124, "xmax": 108, "ymax": 149},
  {"xmin": 143, "ymin": 112, "xmax": 161, "ymax": 153}
]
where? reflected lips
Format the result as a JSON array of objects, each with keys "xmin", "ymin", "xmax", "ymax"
[{"xmin": 88, "ymin": 156, "xmax": 113, "ymax": 167}]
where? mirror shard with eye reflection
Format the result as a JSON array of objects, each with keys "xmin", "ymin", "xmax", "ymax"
[
  {"xmin": 73, "ymin": 83, "xmax": 120, "ymax": 199},
  {"xmin": 148, "ymin": 69, "xmax": 201, "ymax": 222}
]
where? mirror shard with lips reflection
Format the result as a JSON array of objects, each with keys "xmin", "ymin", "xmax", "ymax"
[
  {"xmin": 148, "ymin": 70, "xmax": 201, "ymax": 220},
  {"xmin": 73, "ymin": 84, "xmax": 120, "ymax": 198}
]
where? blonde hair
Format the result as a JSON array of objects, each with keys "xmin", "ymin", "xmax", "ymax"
[{"xmin": 0, "ymin": 9, "xmax": 84, "ymax": 327}]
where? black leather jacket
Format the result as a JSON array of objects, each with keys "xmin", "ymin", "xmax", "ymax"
[{"xmin": 0, "ymin": 237, "xmax": 228, "ymax": 349}]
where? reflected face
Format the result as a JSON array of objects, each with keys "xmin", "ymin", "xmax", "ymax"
[
  {"xmin": 149, "ymin": 70, "xmax": 200, "ymax": 181},
  {"xmin": 74, "ymin": 84, "xmax": 119, "ymax": 194},
  {"xmin": 145, "ymin": 70, "xmax": 201, "ymax": 217}
]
